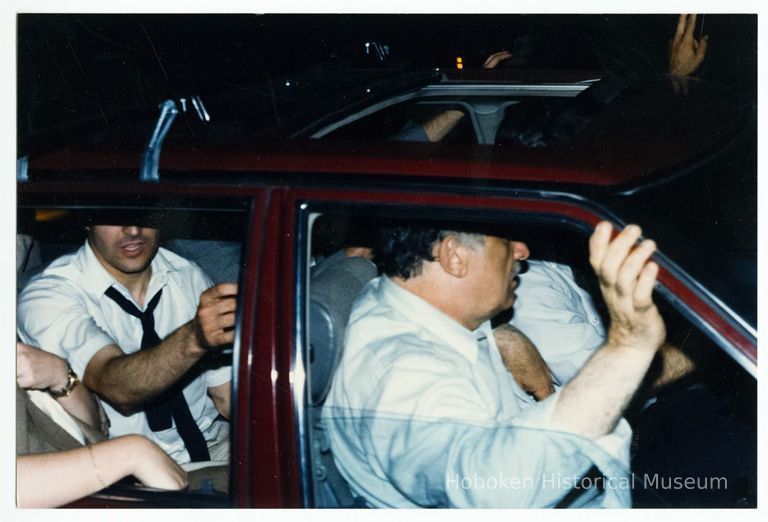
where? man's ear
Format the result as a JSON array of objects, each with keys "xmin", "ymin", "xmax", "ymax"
[{"xmin": 435, "ymin": 235, "xmax": 470, "ymax": 278}]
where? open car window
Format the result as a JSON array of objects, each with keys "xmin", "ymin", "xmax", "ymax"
[
  {"xmin": 16, "ymin": 197, "xmax": 251, "ymax": 507},
  {"xmin": 299, "ymin": 203, "xmax": 756, "ymax": 508}
]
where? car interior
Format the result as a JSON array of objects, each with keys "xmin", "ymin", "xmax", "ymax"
[
  {"xmin": 15, "ymin": 200, "xmax": 756, "ymax": 507},
  {"xmin": 16, "ymin": 203, "xmax": 248, "ymax": 503},
  {"xmin": 304, "ymin": 207, "xmax": 756, "ymax": 508}
]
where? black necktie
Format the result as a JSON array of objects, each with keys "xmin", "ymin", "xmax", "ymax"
[{"xmin": 104, "ymin": 286, "xmax": 211, "ymax": 462}]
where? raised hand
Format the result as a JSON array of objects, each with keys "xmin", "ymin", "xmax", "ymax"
[
  {"xmin": 669, "ymin": 14, "xmax": 708, "ymax": 76},
  {"xmin": 589, "ymin": 222, "xmax": 666, "ymax": 354},
  {"xmin": 552, "ymin": 222, "xmax": 667, "ymax": 438}
]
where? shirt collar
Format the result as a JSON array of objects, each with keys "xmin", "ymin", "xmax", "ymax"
[
  {"xmin": 77, "ymin": 241, "xmax": 174, "ymax": 308},
  {"xmin": 378, "ymin": 276, "xmax": 493, "ymax": 364}
]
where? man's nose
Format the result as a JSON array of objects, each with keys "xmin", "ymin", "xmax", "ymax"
[
  {"xmin": 512, "ymin": 242, "xmax": 530, "ymax": 261},
  {"xmin": 122, "ymin": 226, "xmax": 141, "ymax": 237}
]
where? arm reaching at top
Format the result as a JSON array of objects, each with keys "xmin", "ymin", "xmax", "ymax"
[{"xmin": 669, "ymin": 14, "xmax": 708, "ymax": 76}]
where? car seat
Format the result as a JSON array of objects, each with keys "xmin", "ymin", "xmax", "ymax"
[
  {"xmin": 164, "ymin": 239, "xmax": 242, "ymax": 284},
  {"xmin": 308, "ymin": 250, "xmax": 377, "ymax": 507}
]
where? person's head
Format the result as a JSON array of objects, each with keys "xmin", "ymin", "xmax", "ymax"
[
  {"xmin": 86, "ymin": 225, "xmax": 160, "ymax": 282},
  {"xmin": 374, "ymin": 225, "xmax": 529, "ymax": 329}
]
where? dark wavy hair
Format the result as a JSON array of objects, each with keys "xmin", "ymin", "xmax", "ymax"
[
  {"xmin": 374, "ymin": 226, "xmax": 441, "ymax": 280},
  {"xmin": 374, "ymin": 226, "xmax": 484, "ymax": 280}
]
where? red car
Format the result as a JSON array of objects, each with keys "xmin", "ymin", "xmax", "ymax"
[{"xmin": 17, "ymin": 61, "xmax": 756, "ymax": 508}]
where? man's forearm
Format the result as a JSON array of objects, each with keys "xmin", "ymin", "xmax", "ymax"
[
  {"xmin": 57, "ymin": 384, "xmax": 102, "ymax": 431},
  {"xmin": 422, "ymin": 110, "xmax": 465, "ymax": 142},
  {"xmin": 648, "ymin": 343, "xmax": 697, "ymax": 390},
  {"xmin": 550, "ymin": 221, "xmax": 666, "ymax": 440},
  {"xmin": 494, "ymin": 324, "xmax": 554, "ymax": 400},
  {"xmin": 208, "ymin": 382, "xmax": 231, "ymax": 419},
  {"xmin": 85, "ymin": 322, "xmax": 207, "ymax": 412},
  {"xmin": 551, "ymin": 342, "xmax": 657, "ymax": 439},
  {"xmin": 17, "ymin": 434, "xmax": 186, "ymax": 507}
]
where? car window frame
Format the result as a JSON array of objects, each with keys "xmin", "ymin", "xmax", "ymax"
[
  {"xmin": 15, "ymin": 188, "xmax": 261, "ymax": 508},
  {"xmin": 292, "ymin": 186, "xmax": 757, "ymax": 506}
]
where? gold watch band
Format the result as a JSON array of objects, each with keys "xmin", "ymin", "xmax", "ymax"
[{"xmin": 48, "ymin": 365, "xmax": 80, "ymax": 398}]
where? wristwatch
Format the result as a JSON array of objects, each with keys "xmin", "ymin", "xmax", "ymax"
[{"xmin": 48, "ymin": 365, "xmax": 80, "ymax": 398}]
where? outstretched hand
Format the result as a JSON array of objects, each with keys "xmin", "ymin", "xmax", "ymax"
[
  {"xmin": 589, "ymin": 222, "xmax": 666, "ymax": 354},
  {"xmin": 669, "ymin": 14, "xmax": 708, "ymax": 77}
]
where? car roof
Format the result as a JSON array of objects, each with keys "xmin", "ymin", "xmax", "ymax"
[{"xmin": 26, "ymin": 75, "xmax": 750, "ymax": 193}]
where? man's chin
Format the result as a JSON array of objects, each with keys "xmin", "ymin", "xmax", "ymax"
[
  {"xmin": 489, "ymin": 299, "xmax": 516, "ymax": 325},
  {"xmin": 115, "ymin": 246, "xmax": 158, "ymax": 274},
  {"xmin": 115, "ymin": 259, "xmax": 153, "ymax": 275}
]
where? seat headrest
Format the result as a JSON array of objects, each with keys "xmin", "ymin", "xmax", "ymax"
[{"xmin": 309, "ymin": 252, "xmax": 377, "ymax": 406}]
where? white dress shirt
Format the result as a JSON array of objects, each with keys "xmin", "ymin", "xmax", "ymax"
[
  {"xmin": 323, "ymin": 276, "xmax": 632, "ymax": 508},
  {"xmin": 511, "ymin": 260, "xmax": 606, "ymax": 385},
  {"xmin": 17, "ymin": 241, "xmax": 231, "ymax": 464}
]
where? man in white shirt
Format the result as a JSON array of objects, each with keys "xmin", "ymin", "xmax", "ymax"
[
  {"xmin": 510, "ymin": 259, "xmax": 698, "ymax": 392},
  {"xmin": 510, "ymin": 260, "xmax": 606, "ymax": 386},
  {"xmin": 18, "ymin": 217, "xmax": 236, "ymax": 465},
  {"xmin": 324, "ymin": 221, "xmax": 666, "ymax": 507}
]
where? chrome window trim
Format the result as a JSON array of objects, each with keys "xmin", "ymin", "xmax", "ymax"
[{"xmin": 291, "ymin": 205, "xmax": 318, "ymax": 507}]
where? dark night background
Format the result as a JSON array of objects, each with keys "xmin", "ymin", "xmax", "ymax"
[{"xmin": 17, "ymin": 14, "xmax": 756, "ymax": 154}]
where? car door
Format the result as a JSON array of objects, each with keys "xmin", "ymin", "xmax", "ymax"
[
  {"xmin": 16, "ymin": 177, "xmax": 273, "ymax": 508},
  {"xmin": 286, "ymin": 181, "xmax": 755, "ymax": 507}
]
